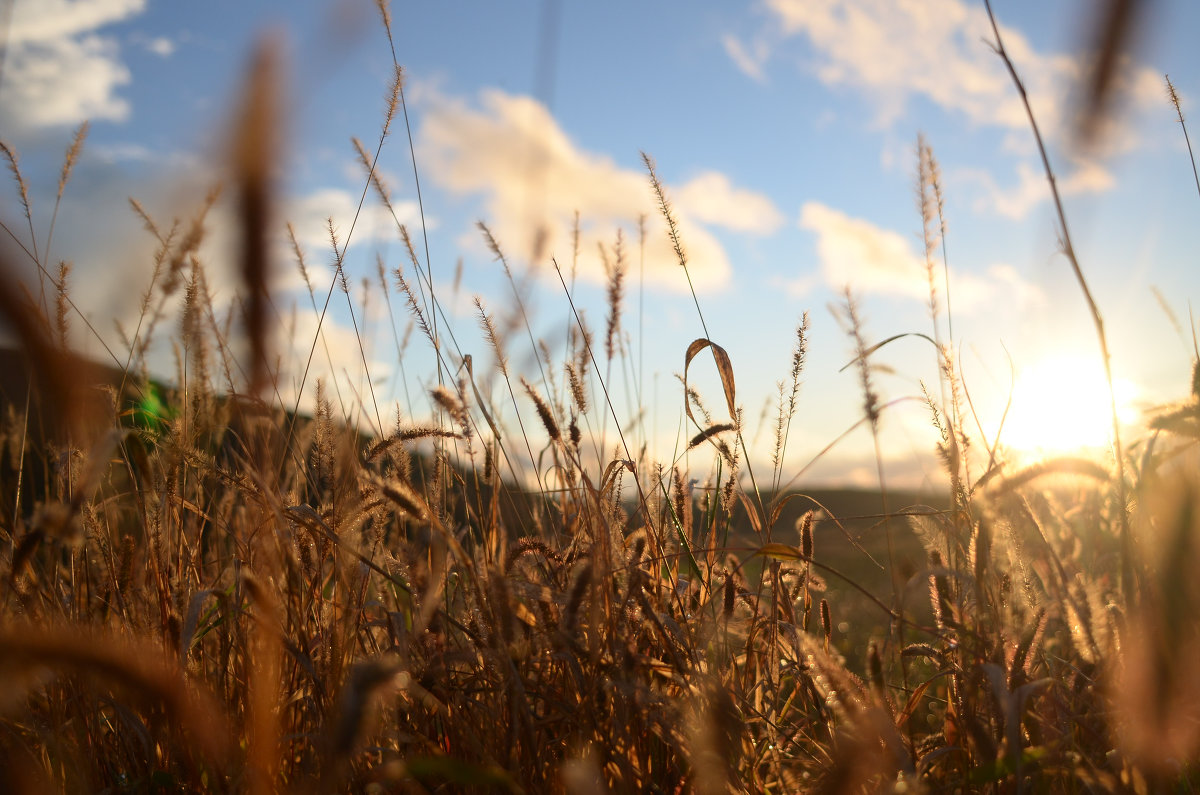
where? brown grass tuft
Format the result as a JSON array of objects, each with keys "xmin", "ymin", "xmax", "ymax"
[{"xmin": 522, "ymin": 376, "xmax": 560, "ymax": 443}]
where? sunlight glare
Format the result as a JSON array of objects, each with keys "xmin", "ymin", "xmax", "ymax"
[{"xmin": 998, "ymin": 354, "xmax": 1138, "ymax": 457}]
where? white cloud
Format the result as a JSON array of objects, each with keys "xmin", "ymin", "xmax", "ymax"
[
  {"xmin": 1061, "ymin": 159, "xmax": 1117, "ymax": 194},
  {"xmin": 779, "ymin": 271, "xmax": 819, "ymax": 298},
  {"xmin": 2, "ymin": 34, "xmax": 132, "ymax": 127},
  {"xmin": 145, "ymin": 36, "xmax": 175, "ymax": 58},
  {"xmin": 982, "ymin": 262, "xmax": 1043, "ymax": 308},
  {"xmin": 271, "ymin": 303, "xmax": 397, "ymax": 420},
  {"xmin": 757, "ymin": 0, "xmax": 1163, "ymax": 216},
  {"xmin": 417, "ymin": 88, "xmax": 781, "ymax": 292},
  {"xmin": 800, "ymin": 202, "xmax": 925, "ymax": 299},
  {"xmin": 797, "ymin": 201, "xmax": 1041, "ymax": 308},
  {"xmin": 722, "ymin": 34, "xmax": 769, "ymax": 83},
  {"xmin": 763, "ymin": 0, "xmax": 1070, "ymax": 130},
  {"xmin": 675, "ymin": 171, "xmax": 785, "ymax": 235},
  {"xmin": 89, "ymin": 142, "xmax": 199, "ymax": 168},
  {"xmin": 961, "ymin": 159, "xmax": 1115, "ymax": 220},
  {"xmin": 284, "ymin": 187, "xmax": 421, "ymax": 256},
  {"xmin": 2, "ymin": 0, "xmax": 147, "ymax": 129},
  {"xmin": 960, "ymin": 163, "xmax": 1046, "ymax": 221},
  {"xmin": 10, "ymin": 0, "xmax": 144, "ymax": 42}
]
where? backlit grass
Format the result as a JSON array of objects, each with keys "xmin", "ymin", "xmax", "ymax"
[{"xmin": 1, "ymin": 3, "xmax": 1198, "ymax": 793}]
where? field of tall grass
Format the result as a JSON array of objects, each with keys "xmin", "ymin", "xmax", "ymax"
[{"xmin": 2, "ymin": 2, "xmax": 1200, "ymax": 792}]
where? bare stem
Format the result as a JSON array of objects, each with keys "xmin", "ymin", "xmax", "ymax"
[{"xmin": 982, "ymin": 0, "xmax": 1134, "ymax": 604}]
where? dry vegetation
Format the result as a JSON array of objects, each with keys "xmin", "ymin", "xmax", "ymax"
[{"xmin": 2, "ymin": 2, "xmax": 1200, "ymax": 792}]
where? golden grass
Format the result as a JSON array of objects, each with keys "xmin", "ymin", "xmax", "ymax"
[{"xmin": 0, "ymin": 3, "xmax": 1199, "ymax": 793}]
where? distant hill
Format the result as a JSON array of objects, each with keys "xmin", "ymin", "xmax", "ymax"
[
  {"xmin": 714, "ymin": 484, "xmax": 952, "ymax": 651},
  {"xmin": 0, "ymin": 345, "xmax": 949, "ymax": 597}
]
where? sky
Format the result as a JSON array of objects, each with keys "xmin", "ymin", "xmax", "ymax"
[{"xmin": 2, "ymin": 0, "xmax": 1200, "ymax": 490}]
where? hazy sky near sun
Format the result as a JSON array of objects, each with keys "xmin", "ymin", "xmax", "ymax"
[{"xmin": 3, "ymin": 0, "xmax": 1200, "ymax": 488}]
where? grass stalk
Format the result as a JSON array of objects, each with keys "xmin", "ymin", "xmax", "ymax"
[{"xmin": 983, "ymin": 0, "xmax": 1134, "ymax": 605}]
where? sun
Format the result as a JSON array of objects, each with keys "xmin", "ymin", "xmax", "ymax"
[{"xmin": 997, "ymin": 353, "xmax": 1139, "ymax": 457}]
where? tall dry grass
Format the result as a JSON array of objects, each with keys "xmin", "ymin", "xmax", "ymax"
[{"xmin": 0, "ymin": 2, "xmax": 1198, "ymax": 792}]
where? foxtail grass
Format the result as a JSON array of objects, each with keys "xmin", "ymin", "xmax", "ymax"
[{"xmin": 1, "ymin": 2, "xmax": 1199, "ymax": 792}]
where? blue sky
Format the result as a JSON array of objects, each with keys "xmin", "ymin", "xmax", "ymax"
[{"xmin": 3, "ymin": 0, "xmax": 1200, "ymax": 488}]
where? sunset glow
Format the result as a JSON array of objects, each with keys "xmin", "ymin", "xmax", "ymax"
[{"xmin": 996, "ymin": 354, "xmax": 1139, "ymax": 457}]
